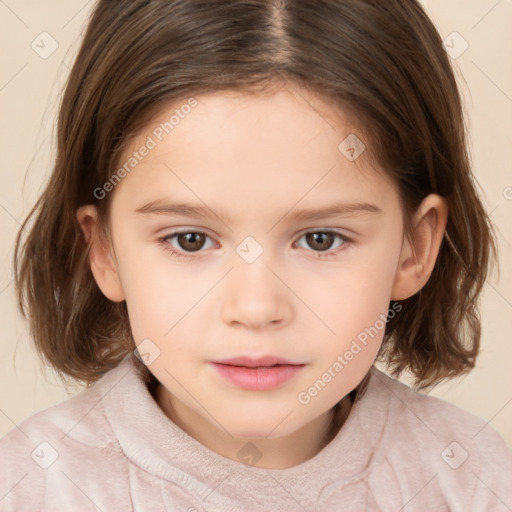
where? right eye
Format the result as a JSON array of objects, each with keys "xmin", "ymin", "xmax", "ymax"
[{"xmin": 159, "ymin": 230, "xmax": 216, "ymax": 259}]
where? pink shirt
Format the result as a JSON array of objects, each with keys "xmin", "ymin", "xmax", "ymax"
[{"xmin": 1, "ymin": 353, "xmax": 511, "ymax": 511}]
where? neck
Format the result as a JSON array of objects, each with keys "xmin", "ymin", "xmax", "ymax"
[{"xmin": 155, "ymin": 385, "xmax": 353, "ymax": 469}]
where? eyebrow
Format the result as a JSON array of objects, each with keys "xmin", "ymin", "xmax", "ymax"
[{"xmin": 135, "ymin": 199, "xmax": 382, "ymax": 224}]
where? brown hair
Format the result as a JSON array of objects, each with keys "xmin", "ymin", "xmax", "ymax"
[{"xmin": 14, "ymin": 0, "xmax": 496, "ymax": 391}]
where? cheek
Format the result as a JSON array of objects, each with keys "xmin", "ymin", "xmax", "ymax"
[
  {"xmin": 113, "ymin": 237, "xmax": 209, "ymax": 343},
  {"xmin": 300, "ymin": 241, "xmax": 400, "ymax": 338},
  {"xmin": 296, "ymin": 233, "xmax": 402, "ymax": 390}
]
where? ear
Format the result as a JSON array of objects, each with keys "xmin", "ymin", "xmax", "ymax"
[
  {"xmin": 391, "ymin": 194, "xmax": 448, "ymax": 300},
  {"xmin": 76, "ymin": 205, "xmax": 125, "ymax": 302}
]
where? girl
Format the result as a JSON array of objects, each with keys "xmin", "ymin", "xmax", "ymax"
[{"xmin": 1, "ymin": 0, "xmax": 511, "ymax": 510}]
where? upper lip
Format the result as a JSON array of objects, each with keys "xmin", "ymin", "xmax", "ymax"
[{"xmin": 211, "ymin": 356, "xmax": 304, "ymax": 368}]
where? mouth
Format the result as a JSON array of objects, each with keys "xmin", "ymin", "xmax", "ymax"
[
  {"xmin": 211, "ymin": 355, "xmax": 303, "ymax": 368},
  {"xmin": 209, "ymin": 356, "xmax": 305, "ymax": 391}
]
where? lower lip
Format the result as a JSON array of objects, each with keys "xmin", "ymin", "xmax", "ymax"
[{"xmin": 210, "ymin": 363, "xmax": 304, "ymax": 391}]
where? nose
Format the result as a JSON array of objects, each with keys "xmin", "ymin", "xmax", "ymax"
[{"xmin": 220, "ymin": 255, "xmax": 293, "ymax": 330}]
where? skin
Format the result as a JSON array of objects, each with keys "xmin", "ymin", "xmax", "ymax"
[{"xmin": 78, "ymin": 84, "xmax": 447, "ymax": 469}]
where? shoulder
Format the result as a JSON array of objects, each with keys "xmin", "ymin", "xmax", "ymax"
[
  {"xmin": 0, "ymin": 362, "xmax": 132, "ymax": 511},
  {"xmin": 369, "ymin": 367, "xmax": 511, "ymax": 452},
  {"xmin": 365, "ymin": 368, "xmax": 512, "ymax": 509}
]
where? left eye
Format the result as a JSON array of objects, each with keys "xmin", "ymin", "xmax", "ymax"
[{"xmin": 295, "ymin": 231, "xmax": 348, "ymax": 252}]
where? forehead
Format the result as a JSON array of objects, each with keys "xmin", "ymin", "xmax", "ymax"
[{"xmin": 110, "ymin": 87, "xmax": 399, "ymax": 222}]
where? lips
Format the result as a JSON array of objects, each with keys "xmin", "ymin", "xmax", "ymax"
[
  {"xmin": 209, "ymin": 355, "xmax": 305, "ymax": 391},
  {"xmin": 212, "ymin": 355, "xmax": 302, "ymax": 368}
]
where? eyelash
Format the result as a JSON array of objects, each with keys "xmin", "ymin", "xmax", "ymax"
[{"xmin": 157, "ymin": 230, "xmax": 352, "ymax": 260}]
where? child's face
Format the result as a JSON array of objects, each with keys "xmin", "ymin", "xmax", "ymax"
[{"xmin": 100, "ymin": 87, "xmax": 407, "ymax": 441}]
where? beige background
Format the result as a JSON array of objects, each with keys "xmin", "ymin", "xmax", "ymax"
[{"xmin": 0, "ymin": 0, "xmax": 511, "ymax": 448}]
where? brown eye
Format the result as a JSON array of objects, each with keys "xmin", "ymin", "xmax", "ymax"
[
  {"xmin": 305, "ymin": 232, "xmax": 335, "ymax": 251},
  {"xmin": 163, "ymin": 231, "xmax": 215, "ymax": 254},
  {"xmin": 295, "ymin": 230, "xmax": 348, "ymax": 254},
  {"xmin": 175, "ymin": 232, "xmax": 206, "ymax": 252}
]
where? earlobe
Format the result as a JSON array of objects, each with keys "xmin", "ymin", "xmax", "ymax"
[
  {"xmin": 391, "ymin": 194, "xmax": 448, "ymax": 300},
  {"xmin": 76, "ymin": 205, "xmax": 125, "ymax": 302}
]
